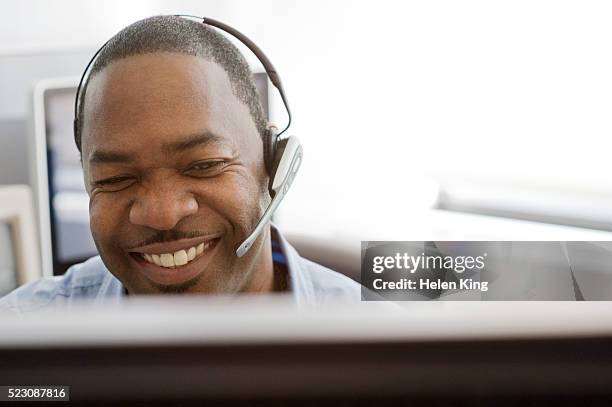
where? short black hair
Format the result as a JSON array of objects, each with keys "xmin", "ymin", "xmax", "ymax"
[{"xmin": 75, "ymin": 15, "xmax": 267, "ymax": 152}]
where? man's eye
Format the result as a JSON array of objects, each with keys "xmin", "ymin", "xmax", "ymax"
[
  {"xmin": 93, "ymin": 176, "xmax": 135, "ymax": 191},
  {"xmin": 185, "ymin": 160, "xmax": 226, "ymax": 177}
]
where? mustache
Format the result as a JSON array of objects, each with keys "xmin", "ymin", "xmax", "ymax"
[{"xmin": 125, "ymin": 229, "xmax": 214, "ymax": 250}]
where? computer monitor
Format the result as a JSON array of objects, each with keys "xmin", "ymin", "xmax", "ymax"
[
  {"xmin": 0, "ymin": 222, "xmax": 16, "ymax": 296},
  {"xmin": 30, "ymin": 72, "xmax": 271, "ymax": 277},
  {"xmin": 2, "ymin": 299, "xmax": 612, "ymax": 405},
  {"xmin": 0, "ymin": 185, "xmax": 41, "ymax": 290}
]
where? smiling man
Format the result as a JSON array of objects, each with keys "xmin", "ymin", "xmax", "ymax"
[{"xmin": 0, "ymin": 16, "xmax": 360, "ymax": 312}]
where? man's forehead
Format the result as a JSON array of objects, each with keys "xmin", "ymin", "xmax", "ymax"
[
  {"xmin": 84, "ymin": 53, "xmax": 221, "ymax": 113},
  {"xmin": 80, "ymin": 52, "xmax": 260, "ymax": 164},
  {"xmin": 90, "ymin": 52, "xmax": 222, "ymax": 84}
]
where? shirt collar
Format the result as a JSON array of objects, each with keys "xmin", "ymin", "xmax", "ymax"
[{"xmin": 270, "ymin": 224, "xmax": 316, "ymax": 305}]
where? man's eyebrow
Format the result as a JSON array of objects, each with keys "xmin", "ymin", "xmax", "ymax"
[
  {"xmin": 89, "ymin": 150, "xmax": 133, "ymax": 165},
  {"xmin": 87, "ymin": 132, "xmax": 225, "ymax": 165},
  {"xmin": 161, "ymin": 132, "xmax": 225, "ymax": 154}
]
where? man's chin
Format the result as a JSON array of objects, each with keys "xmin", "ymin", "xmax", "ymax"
[{"xmin": 148, "ymin": 274, "xmax": 203, "ymax": 294}]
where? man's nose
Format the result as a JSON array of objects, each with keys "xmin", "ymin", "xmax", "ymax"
[{"xmin": 129, "ymin": 182, "xmax": 199, "ymax": 230}]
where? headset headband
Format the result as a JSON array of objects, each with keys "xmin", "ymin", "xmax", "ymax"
[{"xmin": 73, "ymin": 14, "xmax": 292, "ymax": 139}]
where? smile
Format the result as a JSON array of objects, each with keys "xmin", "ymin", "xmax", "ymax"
[
  {"xmin": 128, "ymin": 235, "xmax": 222, "ymax": 287},
  {"xmin": 140, "ymin": 241, "xmax": 213, "ymax": 268}
]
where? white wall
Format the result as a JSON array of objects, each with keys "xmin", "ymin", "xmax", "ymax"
[{"xmin": 0, "ymin": 1, "xmax": 161, "ymax": 54}]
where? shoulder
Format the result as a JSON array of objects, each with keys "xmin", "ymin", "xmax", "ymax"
[
  {"xmin": 271, "ymin": 225, "xmax": 364, "ymax": 304},
  {"xmin": 298, "ymin": 257, "xmax": 362, "ymax": 303},
  {"xmin": 0, "ymin": 256, "xmax": 113, "ymax": 314}
]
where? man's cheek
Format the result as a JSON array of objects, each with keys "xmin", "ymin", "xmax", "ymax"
[
  {"xmin": 206, "ymin": 177, "xmax": 258, "ymax": 224},
  {"xmin": 89, "ymin": 197, "xmax": 119, "ymax": 251},
  {"xmin": 224, "ymin": 189, "xmax": 261, "ymax": 233}
]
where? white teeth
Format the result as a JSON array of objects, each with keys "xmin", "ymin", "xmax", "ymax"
[
  {"xmin": 187, "ymin": 247, "xmax": 196, "ymax": 261},
  {"xmin": 140, "ymin": 241, "xmax": 215, "ymax": 268},
  {"xmin": 160, "ymin": 253, "xmax": 174, "ymax": 267},
  {"xmin": 174, "ymin": 249, "xmax": 188, "ymax": 266}
]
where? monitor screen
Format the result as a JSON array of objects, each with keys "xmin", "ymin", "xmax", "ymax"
[{"xmin": 44, "ymin": 86, "xmax": 93, "ymax": 272}]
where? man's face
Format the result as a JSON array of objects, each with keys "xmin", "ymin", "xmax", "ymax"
[{"xmin": 80, "ymin": 52, "xmax": 272, "ymax": 294}]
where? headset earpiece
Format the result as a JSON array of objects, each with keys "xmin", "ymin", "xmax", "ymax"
[
  {"xmin": 263, "ymin": 125, "xmax": 279, "ymax": 176},
  {"xmin": 268, "ymin": 137, "xmax": 288, "ymax": 197}
]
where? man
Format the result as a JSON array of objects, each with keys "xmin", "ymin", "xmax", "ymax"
[{"xmin": 0, "ymin": 15, "xmax": 360, "ymax": 313}]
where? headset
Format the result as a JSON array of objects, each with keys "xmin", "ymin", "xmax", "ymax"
[{"xmin": 73, "ymin": 14, "xmax": 303, "ymax": 258}]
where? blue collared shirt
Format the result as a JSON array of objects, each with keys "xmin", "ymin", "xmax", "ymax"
[{"xmin": 0, "ymin": 227, "xmax": 361, "ymax": 313}]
